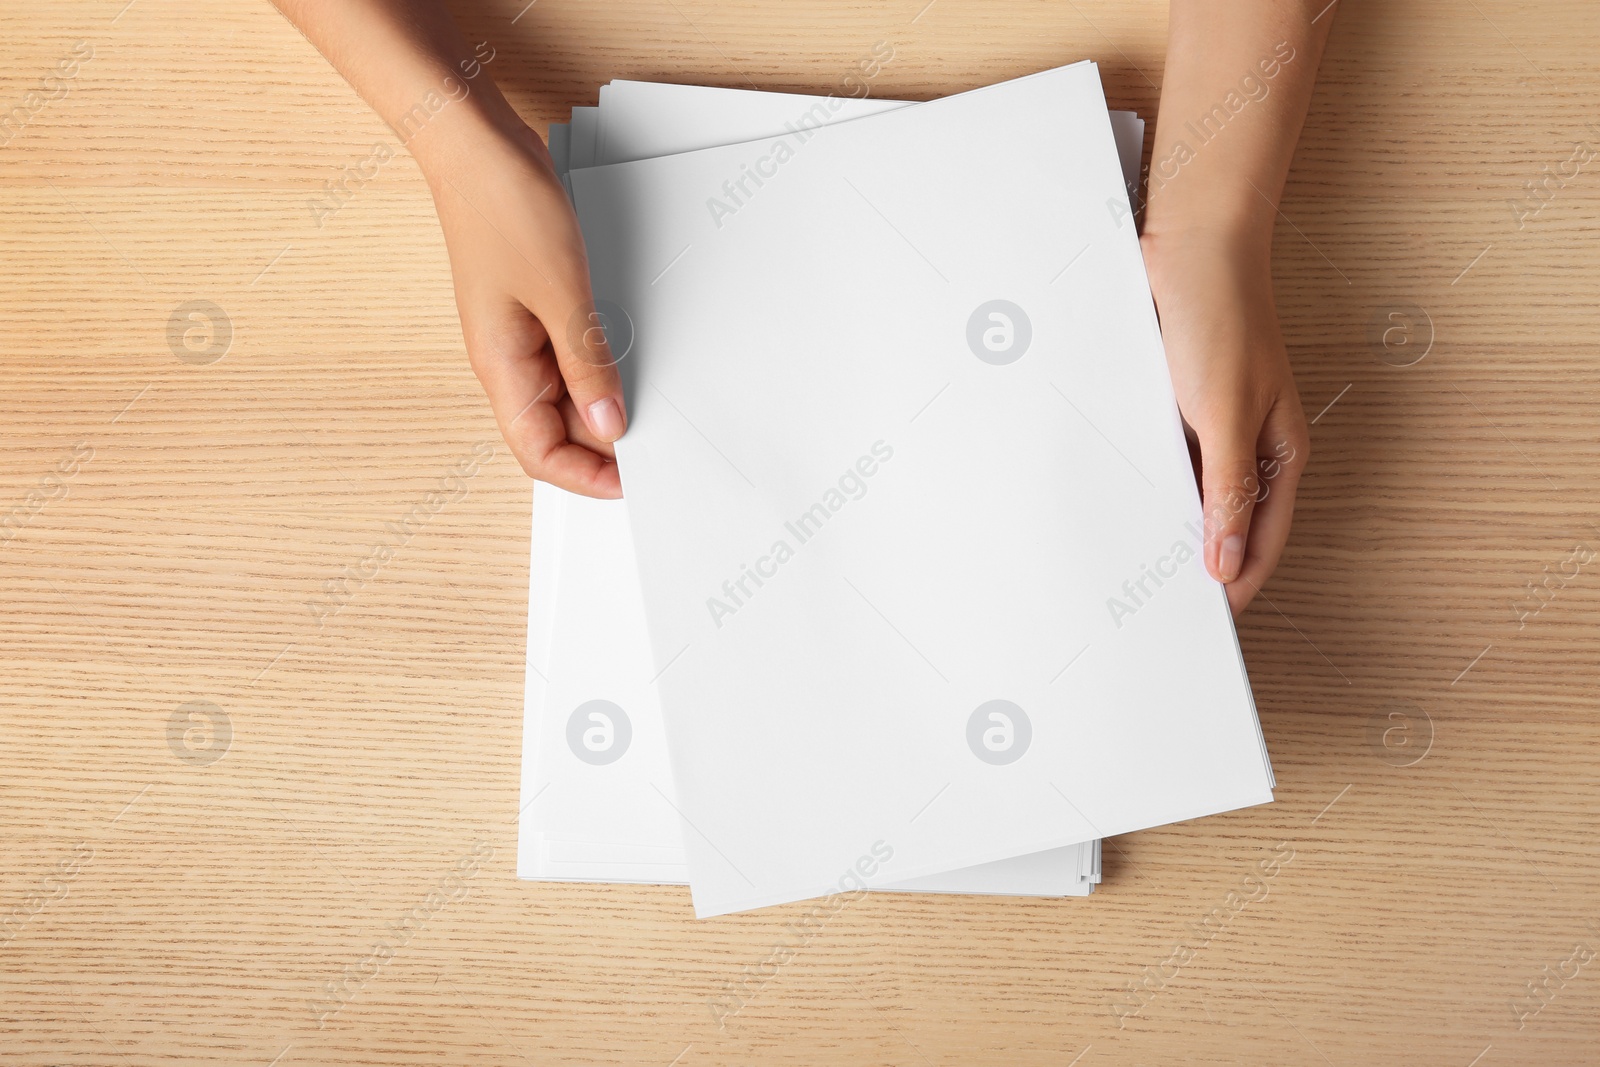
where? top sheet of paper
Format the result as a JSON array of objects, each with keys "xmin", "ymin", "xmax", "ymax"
[{"xmin": 571, "ymin": 61, "xmax": 1272, "ymax": 917}]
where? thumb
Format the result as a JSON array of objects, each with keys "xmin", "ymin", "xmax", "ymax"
[
  {"xmin": 552, "ymin": 295, "xmax": 629, "ymax": 444},
  {"xmin": 1197, "ymin": 420, "xmax": 1263, "ymax": 585}
]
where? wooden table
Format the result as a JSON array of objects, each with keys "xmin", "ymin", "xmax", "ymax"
[{"xmin": 4, "ymin": 0, "xmax": 1599, "ymax": 1063}]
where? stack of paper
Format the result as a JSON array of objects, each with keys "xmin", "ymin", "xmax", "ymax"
[{"xmin": 518, "ymin": 65, "xmax": 1273, "ymax": 918}]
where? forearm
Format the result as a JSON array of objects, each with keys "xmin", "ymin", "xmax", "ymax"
[
  {"xmin": 269, "ymin": 0, "xmax": 524, "ymax": 179},
  {"xmin": 1143, "ymin": 1, "xmax": 1334, "ymax": 245}
]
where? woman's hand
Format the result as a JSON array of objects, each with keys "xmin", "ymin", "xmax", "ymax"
[
  {"xmin": 1140, "ymin": 226, "xmax": 1309, "ymax": 615},
  {"xmin": 426, "ymin": 123, "xmax": 627, "ymax": 497},
  {"xmin": 268, "ymin": 0, "xmax": 628, "ymax": 497},
  {"xmin": 1140, "ymin": 1, "xmax": 1334, "ymax": 613}
]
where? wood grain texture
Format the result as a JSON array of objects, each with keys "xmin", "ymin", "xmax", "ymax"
[{"xmin": 3, "ymin": 0, "xmax": 1599, "ymax": 1064}]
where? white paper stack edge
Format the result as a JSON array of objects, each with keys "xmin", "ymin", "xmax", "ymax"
[{"xmin": 517, "ymin": 79, "xmax": 1151, "ymax": 901}]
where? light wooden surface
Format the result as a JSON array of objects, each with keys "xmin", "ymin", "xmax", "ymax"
[{"xmin": 4, "ymin": 0, "xmax": 1599, "ymax": 1063}]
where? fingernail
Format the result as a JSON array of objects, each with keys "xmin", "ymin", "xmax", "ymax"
[
  {"xmin": 588, "ymin": 397, "xmax": 624, "ymax": 442},
  {"xmin": 1218, "ymin": 534, "xmax": 1244, "ymax": 582}
]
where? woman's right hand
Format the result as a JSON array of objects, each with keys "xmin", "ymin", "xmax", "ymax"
[{"xmin": 425, "ymin": 121, "xmax": 628, "ymax": 497}]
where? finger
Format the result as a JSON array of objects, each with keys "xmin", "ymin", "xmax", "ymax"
[
  {"xmin": 548, "ymin": 292, "xmax": 629, "ymax": 445},
  {"xmin": 556, "ymin": 394, "xmax": 616, "ymax": 458},
  {"xmin": 1227, "ymin": 424, "xmax": 1310, "ymax": 615},
  {"xmin": 509, "ymin": 395, "xmax": 624, "ymax": 498},
  {"xmin": 1196, "ymin": 417, "xmax": 1264, "ymax": 586},
  {"xmin": 465, "ymin": 296, "xmax": 622, "ymax": 498}
]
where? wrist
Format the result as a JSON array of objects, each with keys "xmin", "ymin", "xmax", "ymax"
[
  {"xmin": 1138, "ymin": 220, "xmax": 1276, "ymax": 314},
  {"xmin": 1139, "ymin": 200, "xmax": 1274, "ymax": 274},
  {"xmin": 1141, "ymin": 172, "xmax": 1277, "ymax": 246},
  {"xmin": 408, "ymin": 91, "xmax": 544, "ymax": 187}
]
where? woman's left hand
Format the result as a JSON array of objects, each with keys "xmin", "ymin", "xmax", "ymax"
[{"xmin": 1140, "ymin": 225, "xmax": 1310, "ymax": 615}]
